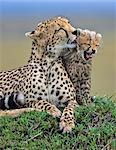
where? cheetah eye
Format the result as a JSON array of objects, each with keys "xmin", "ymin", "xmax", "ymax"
[
  {"xmin": 83, "ymin": 43, "xmax": 90, "ymax": 46},
  {"xmin": 96, "ymin": 45, "xmax": 99, "ymax": 47},
  {"xmin": 87, "ymin": 44, "xmax": 91, "ymax": 46}
]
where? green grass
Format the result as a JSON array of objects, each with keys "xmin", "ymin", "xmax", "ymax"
[{"xmin": 0, "ymin": 97, "xmax": 116, "ymax": 150}]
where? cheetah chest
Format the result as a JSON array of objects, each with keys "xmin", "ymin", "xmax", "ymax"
[
  {"xmin": 19, "ymin": 58, "xmax": 75, "ymax": 108},
  {"xmin": 47, "ymin": 59, "xmax": 76, "ymax": 107}
]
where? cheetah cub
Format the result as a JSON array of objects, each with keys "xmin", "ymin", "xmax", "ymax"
[{"xmin": 63, "ymin": 29, "xmax": 102, "ymax": 104}]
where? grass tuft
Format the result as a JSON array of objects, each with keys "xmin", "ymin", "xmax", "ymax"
[{"xmin": 0, "ymin": 97, "xmax": 116, "ymax": 150}]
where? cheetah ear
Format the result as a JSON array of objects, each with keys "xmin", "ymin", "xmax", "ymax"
[
  {"xmin": 37, "ymin": 22, "xmax": 42, "ymax": 27},
  {"xmin": 77, "ymin": 28, "xmax": 85, "ymax": 36},
  {"xmin": 76, "ymin": 29, "xmax": 81, "ymax": 37},
  {"xmin": 25, "ymin": 31, "xmax": 36, "ymax": 39},
  {"xmin": 97, "ymin": 33, "xmax": 103, "ymax": 45},
  {"xmin": 97, "ymin": 33, "xmax": 102, "ymax": 40}
]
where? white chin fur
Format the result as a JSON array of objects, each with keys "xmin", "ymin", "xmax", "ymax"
[
  {"xmin": 81, "ymin": 53, "xmax": 86, "ymax": 60},
  {"xmin": 66, "ymin": 43, "xmax": 76, "ymax": 48},
  {"xmin": 55, "ymin": 43, "xmax": 76, "ymax": 49},
  {"xmin": 69, "ymin": 34, "xmax": 76, "ymax": 43}
]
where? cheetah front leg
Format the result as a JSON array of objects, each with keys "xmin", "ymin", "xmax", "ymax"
[
  {"xmin": 25, "ymin": 99, "xmax": 61, "ymax": 118},
  {"xmin": 60, "ymin": 100, "xmax": 77, "ymax": 133},
  {"xmin": 0, "ymin": 99, "xmax": 61, "ymax": 118},
  {"xmin": 79, "ymin": 79, "xmax": 93, "ymax": 104}
]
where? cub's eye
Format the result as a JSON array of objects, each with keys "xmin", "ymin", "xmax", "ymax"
[
  {"xmin": 87, "ymin": 44, "xmax": 90, "ymax": 46},
  {"xmin": 83, "ymin": 43, "xmax": 90, "ymax": 46},
  {"xmin": 96, "ymin": 45, "xmax": 99, "ymax": 47}
]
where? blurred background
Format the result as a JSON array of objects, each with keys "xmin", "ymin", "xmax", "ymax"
[{"xmin": 0, "ymin": 0, "xmax": 116, "ymax": 98}]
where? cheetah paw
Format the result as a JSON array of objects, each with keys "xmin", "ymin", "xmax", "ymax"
[
  {"xmin": 59, "ymin": 116, "xmax": 75, "ymax": 133},
  {"xmin": 48, "ymin": 105, "xmax": 62, "ymax": 118}
]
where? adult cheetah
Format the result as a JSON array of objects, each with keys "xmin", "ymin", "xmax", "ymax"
[{"xmin": 0, "ymin": 16, "xmax": 78, "ymax": 133}]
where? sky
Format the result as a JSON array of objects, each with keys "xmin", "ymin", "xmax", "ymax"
[
  {"xmin": 0, "ymin": 0, "xmax": 116, "ymax": 96},
  {"xmin": 1, "ymin": 0, "xmax": 115, "ymax": 16},
  {"xmin": 0, "ymin": 0, "xmax": 114, "ymax": 2},
  {"xmin": 0, "ymin": 0, "xmax": 115, "ymax": 33}
]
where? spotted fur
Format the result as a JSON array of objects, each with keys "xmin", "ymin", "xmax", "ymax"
[
  {"xmin": 63, "ymin": 29, "xmax": 102, "ymax": 104},
  {"xmin": 0, "ymin": 16, "xmax": 78, "ymax": 133}
]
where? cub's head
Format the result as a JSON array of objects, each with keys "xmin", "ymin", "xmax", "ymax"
[
  {"xmin": 25, "ymin": 16, "xmax": 77, "ymax": 57},
  {"xmin": 76, "ymin": 29, "xmax": 102, "ymax": 61}
]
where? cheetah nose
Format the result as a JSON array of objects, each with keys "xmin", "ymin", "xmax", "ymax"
[
  {"xmin": 92, "ymin": 49, "xmax": 96, "ymax": 54},
  {"xmin": 31, "ymin": 31, "xmax": 35, "ymax": 34},
  {"xmin": 72, "ymin": 30, "xmax": 77, "ymax": 36}
]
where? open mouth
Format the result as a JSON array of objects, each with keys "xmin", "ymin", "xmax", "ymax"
[{"xmin": 84, "ymin": 51, "xmax": 93, "ymax": 60}]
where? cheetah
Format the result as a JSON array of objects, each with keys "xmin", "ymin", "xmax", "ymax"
[
  {"xmin": 63, "ymin": 29, "xmax": 102, "ymax": 104},
  {"xmin": 0, "ymin": 16, "xmax": 78, "ymax": 132}
]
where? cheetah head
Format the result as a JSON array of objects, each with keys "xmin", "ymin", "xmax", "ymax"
[
  {"xmin": 76, "ymin": 29, "xmax": 102, "ymax": 61},
  {"xmin": 25, "ymin": 16, "xmax": 77, "ymax": 58}
]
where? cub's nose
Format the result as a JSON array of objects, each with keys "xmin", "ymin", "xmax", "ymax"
[
  {"xmin": 92, "ymin": 49, "xmax": 96, "ymax": 54},
  {"xmin": 72, "ymin": 30, "xmax": 77, "ymax": 36}
]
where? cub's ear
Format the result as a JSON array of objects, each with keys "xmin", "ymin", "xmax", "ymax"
[
  {"xmin": 97, "ymin": 33, "xmax": 102, "ymax": 40},
  {"xmin": 77, "ymin": 28, "xmax": 85, "ymax": 36},
  {"xmin": 76, "ymin": 29, "xmax": 81, "ymax": 36},
  {"xmin": 97, "ymin": 33, "xmax": 103, "ymax": 46},
  {"xmin": 25, "ymin": 31, "xmax": 36, "ymax": 38}
]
